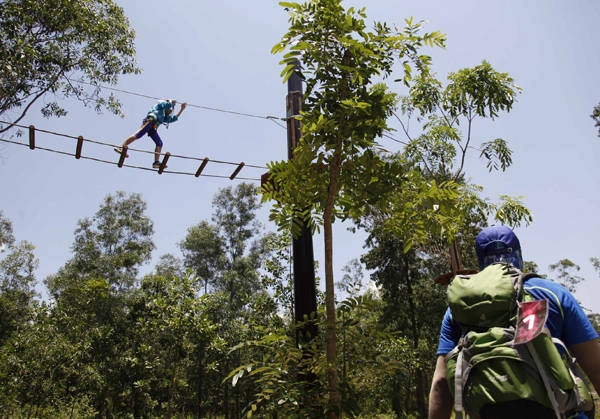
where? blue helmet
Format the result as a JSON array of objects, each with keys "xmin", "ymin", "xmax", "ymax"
[
  {"xmin": 475, "ymin": 225, "xmax": 523, "ymax": 270},
  {"xmin": 164, "ymin": 99, "xmax": 176, "ymax": 115}
]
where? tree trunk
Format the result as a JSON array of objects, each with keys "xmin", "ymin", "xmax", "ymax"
[
  {"xmin": 324, "ymin": 140, "xmax": 344, "ymax": 418},
  {"xmin": 405, "ymin": 261, "xmax": 427, "ymax": 416}
]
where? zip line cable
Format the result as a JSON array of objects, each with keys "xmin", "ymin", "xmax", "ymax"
[
  {"xmin": 67, "ymin": 78, "xmax": 288, "ymax": 129},
  {"xmin": 72, "ymin": 79, "xmax": 410, "ymax": 143},
  {"xmin": 2, "ymin": 80, "xmax": 410, "ymax": 179},
  {"xmin": 0, "ymin": 120, "xmax": 269, "ymax": 181}
]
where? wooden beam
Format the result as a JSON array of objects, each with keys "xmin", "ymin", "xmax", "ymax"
[
  {"xmin": 158, "ymin": 152, "xmax": 170, "ymax": 174},
  {"xmin": 29, "ymin": 125, "xmax": 35, "ymax": 150},
  {"xmin": 195, "ymin": 158, "xmax": 209, "ymax": 177},
  {"xmin": 229, "ymin": 162, "xmax": 245, "ymax": 180},
  {"xmin": 75, "ymin": 136, "xmax": 84, "ymax": 159},
  {"xmin": 117, "ymin": 146, "xmax": 128, "ymax": 168}
]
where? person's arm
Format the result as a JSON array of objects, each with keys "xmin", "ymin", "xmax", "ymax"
[
  {"xmin": 176, "ymin": 102, "xmax": 187, "ymax": 117},
  {"xmin": 569, "ymin": 339, "xmax": 600, "ymax": 394},
  {"xmin": 428, "ymin": 355, "xmax": 453, "ymax": 419}
]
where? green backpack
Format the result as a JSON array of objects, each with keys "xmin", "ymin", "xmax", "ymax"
[{"xmin": 445, "ymin": 263, "xmax": 594, "ymax": 419}]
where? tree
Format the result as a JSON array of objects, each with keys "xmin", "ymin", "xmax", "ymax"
[
  {"xmin": 154, "ymin": 253, "xmax": 185, "ymax": 279},
  {"xmin": 46, "ymin": 191, "xmax": 154, "ymax": 296},
  {"xmin": 591, "ymin": 103, "xmax": 600, "ymax": 137},
  {"xmin": 403, "ymin": 61, "xmax": 519, "ymax": 179},
  {"xmin": 523, "ymin": 260, "xmax": 541, "ymax": 274},
  {"xmin": 0, "ymin": 303, "xmax": 98, "ymax": 417},
  {"xmin": 0, "ymin": 0, "xmax": 140, "ymax": 133},
  {"xmin": 384, "ymin": 60, "xmax": 530, "ymax": 248},
  {"xmin": 591, "ymin": 257, "xmax": 600, "ymax": 277},
  {"xmin": 337, "ymin": 258, "xmax": 366, "ymax": 298},
  {"xmin": 0, "ymin": 211, "xmax": 39, "ymax": 344},
  {"xmin": 182, "ymin": 183, "xmax": 282, "ymax": 417},
  {"xmin": 180, "ymin": 221, "xmax": 225, "ymax": 294},
  {"xmin": 548, "ymin": 258, "xmax": 584, "ymax": 294},
  {"xmin": 264, "ymin": 1, "xmax": 445, "ymax": 415},
  {"xmin": 182, "ymin": 183, "xmax": 265, "ymax": 304},
  {"xmin": 127, "ymin": 271, "xmax": 217, "ymax": 417},
  {"xmin": 354, "ymin": 34, "xmax": 532, "ymax": 417},
  {"xmin": 41, "ymin": 192, "xmax": 154, "ymax": 415}
]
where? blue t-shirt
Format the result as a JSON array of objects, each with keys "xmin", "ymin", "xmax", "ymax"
[{"xmin": 436, "ymin": 276, "xmax": 598, "ymax": 355}]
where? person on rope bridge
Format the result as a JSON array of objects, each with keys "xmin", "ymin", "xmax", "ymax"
[{"xmin": 115, "ymin": 99, "xmax": 187, "ymax": 168}]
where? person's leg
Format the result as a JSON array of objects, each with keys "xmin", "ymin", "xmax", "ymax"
[
  {"xmin": 154, "ymin": 145, "xmax": 162, "ymax": 163},
  {"xmin": 118, "ymin": 118, "xmax": 154, "ymax": 150},
  {"xmin": 148, "ymin": 129, "xmax": 163, "ymax": 166}
]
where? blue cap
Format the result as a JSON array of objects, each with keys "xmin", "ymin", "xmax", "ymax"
[{"xmin": 475, "ymin": 225, "xmax": 523, "ymax": 270}]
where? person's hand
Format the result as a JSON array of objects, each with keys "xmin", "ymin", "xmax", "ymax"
[{"xmin": 176, "ymin": 102, "xmax": 187, "ymax": 117}]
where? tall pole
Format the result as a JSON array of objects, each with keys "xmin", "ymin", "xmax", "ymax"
[{"xmin": 287, "ymin": 60, "xmax": 318, "ymax": 345}]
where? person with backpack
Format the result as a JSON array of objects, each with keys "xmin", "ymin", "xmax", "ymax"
[
  {"xmin": 428, "ymin": 225, "xmax": 600, "ymax": 419},
  {"xmin": 115, "ymin": 99, "xmax": 187, "ymax": 168}
]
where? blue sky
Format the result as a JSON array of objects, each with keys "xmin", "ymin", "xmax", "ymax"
[{"xmin": 1, "ymin": 1, "xmax": 599, "ymax": 312}]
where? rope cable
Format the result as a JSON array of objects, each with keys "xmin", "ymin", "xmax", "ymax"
[
  {"xmin": 0, "ymin": 121, "xmax": 268, "ymax": 181},
  {"xmin": 67, "ymin": 77, "xmax": 288, "ymax": 129},
  {"xmin": 0, "ymin": 136, "xmax": 261, "ymax": 181}
]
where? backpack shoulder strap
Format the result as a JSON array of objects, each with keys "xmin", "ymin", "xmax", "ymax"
[{"xmin": 521, "ymin": 272, "xmax": 540, "ymax": 282}]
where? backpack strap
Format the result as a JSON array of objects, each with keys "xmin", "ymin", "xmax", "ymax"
[
  {"xmin": 454, "ymin": 349, "xmax": 465, "ymax": 419},
  {"xmin": 522, "ymin": 272, "xmax": 540, "ymax": 282},
  {"xmin": 525, "ymin": 340, "xmax": 564, "ymax": 418}
]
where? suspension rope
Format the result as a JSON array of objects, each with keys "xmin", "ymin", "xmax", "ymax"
[
  {"xmin": 67, "ymin": 78, "xmax": 288, "ymax": 129},
  {"xmin": 0, "ymin": 121, "xmax": 270, "ymax": 181}
]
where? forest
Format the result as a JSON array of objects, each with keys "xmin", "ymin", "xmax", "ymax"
[
  {"xmin": 0, "ymin": 185, "xmax": 448, "ymax": 418},
  {"xmin": 1, "ymin": 0, "xmax": 599, "ymax": 417},
  {"xmin": 1, "ymin": 183, "xmax": 597, "ymax": 418}
]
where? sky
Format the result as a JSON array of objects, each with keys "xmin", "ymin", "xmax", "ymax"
[{"xmin": 1, "ymin": 1, "xmax": 599, "ymax": 312}]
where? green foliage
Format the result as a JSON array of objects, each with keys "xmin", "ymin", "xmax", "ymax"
[
  {"xmin": 0, "ymin": 186, "xmax": 295, "ymax": 417},
  {"xmin": 0, "ymin": 303, "xmax": 98, "ymax": 417},
  {"xmin": 46, "ymin": 191, "xmax": 154, "ymax": 296},
  {"xmin": 386, "ymin": 58, "xmax": 528, "ymax": 250},
  {"xmin": 225, "ymin": 293, "xmax": 413, "ymax": 418},
  {"xmin": 401, "ymin": 60, "xmax": 521, "ymax": 181},
  {"xmin": 225, "ymin": 332, "xmax": 312, "ymax": 418},
  {"xmin": 591, "ymin": 257, "xmax": 600, "ymax": 277},
  {"xmin": 265, "ymin": 1, "xmax": 446, "ymax": 236},
  {"xmin": 361, "ymin": 228, "xmax": 451, "ymax": 416},
  {"xmin": 523, "ymin": 260, "xmax": 541, "ymax": 274},
  {"xmin": 0, "ymin": 211, "xmax": 39, "ymax": 345},
  {"xmin": 0, "ymin": 0, "xmax": 140, "ymax": 132},
  {"xmin": 591, "ymin": 103, "xmax": 600, "ymax": 137},
  {"xmin": 180, "ymin": 220, "xmax": 225, "ymax": 293},
  {"xmin": 491, "ymin": 195, "xmax": 533, "ymax": 228},
  {"xmin": 548, "ymin": 258, "xmax": 584, "ymax": 294},
  {"xmin": 127, "ymin": 271, "xmax": 218, "ymax": 416},
  {"xmin": 267, "ymin": 4, "xmax": 447, "ymax": 415},
  {"xmin": 444, "ymin": 61, "xmax": 520, "ymax": 119},
  {"xmin": 479, "ymin": 138, "xmax": 512, "ymax": 172},
  {"xmin": 181, "ymin": 183, "xmax": 268, "ymax": 305},
  {"xmin": 0, "ymin": 0, "xmax": 140, "ymax": 130},
  {"xmin": 259, "ymin": 232, "xmax": 295, "ymax": 320}
]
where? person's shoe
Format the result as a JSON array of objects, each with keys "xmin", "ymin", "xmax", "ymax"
[
  {"xmin": 114, "ymin": 147, "xmax": 129, "ymax": 158},
  {"xmin": 152, "ymin": 161, "xmax": 161, "ymax": 169}
]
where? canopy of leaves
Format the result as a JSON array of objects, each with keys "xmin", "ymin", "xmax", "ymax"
[
  {"xmin": 0, "ymin": 212, "xmax": 39, "ymax": 344},
  {"xmin": 46, "ymin": 191, "xmax": 154, "ymax": 296},
  {"xmin": 264, "ymin": 1, "xmax": 446, "ymax": 237},
  {"xmin": 0, "ymin": 0, "xmax": 140, "ymax": 132},
  {"xmin": 591, "ymin": 103, "xmax": 600, "ymax": 137}
]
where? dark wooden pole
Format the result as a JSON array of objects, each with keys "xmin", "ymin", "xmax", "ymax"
[{"xmin": 287, "ymin": 60, "xmax": 318, "ymax": 344}]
